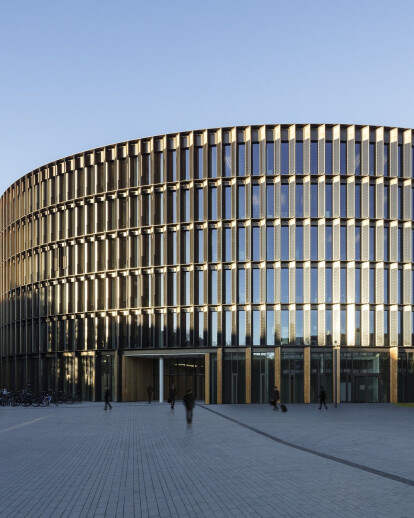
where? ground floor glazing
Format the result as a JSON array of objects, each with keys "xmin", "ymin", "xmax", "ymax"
[{"xmin": 1, "ymin": 347, "xmax": 414, "ymax": 404}]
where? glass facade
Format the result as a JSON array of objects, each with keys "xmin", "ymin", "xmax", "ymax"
[{"xmin": 1, "ymin": 124, "xmax": 414, "ymax": 404}]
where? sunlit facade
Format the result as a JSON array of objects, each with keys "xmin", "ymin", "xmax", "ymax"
[{"xmin": 1, "ymin": 124, "xmax": 414, "ymax": 403}]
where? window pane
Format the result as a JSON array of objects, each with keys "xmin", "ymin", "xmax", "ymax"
[
  {"xmin": 237, "ymin": 185, "xmax": 245, "ymax": 218},
  {"xmin": 237, "ymin": 144, "xmax": 245, "ymax": 176},
  {"xmin": 340, "ymin": 183, "xmax": 347, "ymax": 218},
  {"xmin": 325, "ymin": 141, "xmax": 333, "ymax": 175},
  {"xmin": 266, "ymin": 226, "xmax": 274, "ymax": 260},
  {"xmin": 267, "ymin": 268, "xmax": 274, "ymax": 303},
  {"xmin": 325, "ymin": 267, "xmax": 332, "ymax": 303},
  {"xmin": 252, "ymin": 143, "xmax": 260, "ymax": 175},
  {"xmin": 281, "ymin": 268, "xmax": 289, "ymax": 303},
  {"xmin": 238, "ymin": 270, "xmax": 245, "ymax": 303},
  {"xmin": 311, "ymin": 225, "xmax": 318, "ymax": 261},
  {"xmin": 310, "ymin": 141, "xmax": 318, "ymax": 174},
  {"xmin": 266, "ymin": 142, "xmax": 274, "ymax": 174},
  {"xmin": 311, "ymin": 268, "xmax": 318, "ymax": 303},
  {"xmin": 296, "ymin": 141, "xmax": 303, "ymax": 175},
  {"xmin": 296, "ymin": 268, "xmax": 303, "ymax": 303},
  {"xmin": 296, "ymin": 226, "xmax": 303, "ymax": 260},
  {"xmin": 252, "ymin": 268, "xmax": 260, "ymax": 303},
  {"xmin": 281, "ymin": 141, "xmax": 289, "ymax": 173},
  {"xmin": 252, "ymin": 184, "xmax": 260, "ymax": 218},
  {"xmin": 223, "ymin": 227, "xmax": 231, "ymax": 262},
  {"xmin": 252, "ymin": 227, "xmax": 260, "ymax": 261},
  {"xmin": 223, "ymin": 144, "xmax": 232, "ymax": 177},
  {"xmin": 266, "ymin": 184, "xmax": 274, "ymax": 217},
  {"xmin": 340, "ymin": 226, "xmax": 347, "ymax": 261},
  {"xmin": 311, "ymin": 184, "xmax": 318, "ymax": 218},
  {"xmin": 296, "ymin": 183, "xmax": 303, "ymax": 217},
  {"xmin": 209, "ymin": 146, "xmax": 217, "ymax": 178},
  {"xmin": 325, "ymin": 183, "xmax": 332, "ymax": 217},
  {"xmin": 355, "ymin": 143, "xmax": 361, "ymax": 175},
  {"xmin": 326, "ymin": 225, "xmax": 333, "ymax": 260},
  {"xmin": 281, "ymin": 225, "xmax": 289, "ymax": 261},
  {"xmin": 237, "ymin": 227, "xmax": 245, "ymax": 261},
  {"xmin": 281, "ymin": 183, "xmax": 289, "ymax": 217},
  {"xmin": 340, "ymin": 142, "xmax": 347, "ymax": 174},
  {"xmin": 340, "ymin": 268, "xmax": 346, "ymax": 303}
]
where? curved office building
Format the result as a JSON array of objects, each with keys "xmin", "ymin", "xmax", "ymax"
[{"xmin": 1, "ymin": 124, "xmax": 414, "ymax": 404}]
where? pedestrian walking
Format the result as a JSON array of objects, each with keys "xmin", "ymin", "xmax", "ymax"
[
  {"xmin": 183, "ymin": 389, "xmax": 194, "ymax": 424},
  {"xmin": 319, "ymin": 386, "xmax": 328, "ymax": 410},
  {"xmin": 147, "ymin": 382, "xmax": 153, "ymax": 404},
  {"xmin": 169, "ymin": 383, "xmax": 177, "ymax": 409},
  {"xmin": 272, "ymin": 385, "xmax": 280, "ymax": 411},
  {"xmin": 104, "ymin": 386, "xmax": 112, "ymax": 410}
]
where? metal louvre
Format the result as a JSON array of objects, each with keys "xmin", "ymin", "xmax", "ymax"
[
  {"xmin": 375, "ymin": 264, "xmax": 383, "ymax": 305},
  {"xmin": 361, "ymin": 305, "xmax": 369, "ymax": 346}
]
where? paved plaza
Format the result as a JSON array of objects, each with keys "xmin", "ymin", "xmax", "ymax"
[{"xmin": 1, "ymin": 402, "xmax": 414, "ymax": 518}]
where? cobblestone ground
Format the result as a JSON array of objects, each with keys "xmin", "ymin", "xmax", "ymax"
[{"xmin": 0, "ymin": 402, "xmax": 413, "ymax": 518}]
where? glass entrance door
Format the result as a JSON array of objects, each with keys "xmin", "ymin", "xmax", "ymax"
[
  {"xmin": 281, "ymin": 350, "xmax": 304, "ymax": 403},
  {"xmin": 354, "ymin": 375, "xmax": 379, "ymax": 403}
]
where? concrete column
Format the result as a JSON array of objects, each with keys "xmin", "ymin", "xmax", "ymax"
[{"xmin": 159, "ymin": 357, "xmax": 164, "ymax": 403}]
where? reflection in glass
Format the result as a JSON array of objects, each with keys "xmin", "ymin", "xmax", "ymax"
[
  {"xmin": 252, "ymin": 268, "xmax": 260, "ymax": 303},
  {"xmin": 296, "ymin": 183, "xmax": 303, "ymax": 217},
  {"xmin": 237, "ymin": 227, "xmax": 245, "ymax": 261},
  {"xmin": 209, "ymin": 146, "xmax": 217, "ymax": 178},
  {"xmin": 252, "ymin": 227, "xmax": 260, "ymax": 261},
  {"xmin": 281, "ymin": 225, "xmax": 289, "ymax": 261},
  {"xmin": 311, "ymin": 183, "xmax": 318, "ymax": 217},
  {"xmin": 340, "ymin": 142, "xmax": 347, "ymax": 174},
  {"xmin": 281, "ymin": 183, "xmax": 289, "ymax": 217},
  {"xmin": 296, "ymin": 141, "xmax": 303, "ymax": 175},
  {"xmin": 311, "ymin": 267, "xmax": 318, "ymax": 303},
  {"xmin": 281, "ymin": 268, "xmax": 289, "ymax": 303},
  {"xmin": 266, "ymin": 183, "xmax": 274, "ymax": 217},
  {"xmin": 266, "ymin": 226, "xmax": 274, "ymax": 260},
  {"xmin": 266, "ymin": 142, "xmax": 274, "ymax": 174},
  {"xmin": 267, "ymin": 268, "xmax": 274, "ymax": 303},
  {"xmin": 223, "ymin": 144, "xmax": 231, "ymax": 177},
  {"xmin": 237, "ymin": 185, "xmax": 245, "ymax": 218},
  {"xmin": 296, "ymin": 226, "xmax": 303, "ymax": 260},
  {"xmin": 252, "ymin": 184, "xmax": 260, "ymax": 218},
  {"xmin": 252, "ymin": 143, "xmax": 260, "ymax": 175},
  {"xmin": 281, "ymin": 141, "xmax": 289, "ymax": 173},
  {"xmin": 311, "ymin": 141, "xmax": 318, "ymax": 174},
  {"xmin": 325, "ymin": 141, "xmax": 332, "ymax": 175},
  {"xmin": 296, "ymin": 267, "xmax": 303, "ymax": 303},
  {"xmin": 237, "ymin": 144, "xmax": 245, "ymax": 176},
  {"xmin": 238, "ymin": 269, "xmax": 245, "ymax": 303},
  {"xmin": 355, "ymin": 143, "xmax": 361, "ymax": 175}
]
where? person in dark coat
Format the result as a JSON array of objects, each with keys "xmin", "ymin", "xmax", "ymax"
[
  {"xmin": 272, "ymin": 386, "xmax": 280, "ymax": 411},
  {"xmin": 104, "ymin": 386, "xmax": 112, "ymax": 410},
  {"xmin": 183, "ymin": 389, "xmax": 194, "ymax": 424},
  {"xmin": 169, "ymin": 383, "xmax": 177, "ymax": 409},
  {"xmin": 147, "ymin": 383, "xmax": 153, "ymax": 404},
  {"xmin": 319, "ymin": 386, "xmax": 328, "ymax": 410}
]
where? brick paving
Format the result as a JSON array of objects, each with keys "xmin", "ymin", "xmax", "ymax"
[{"xmin": 0, "ymin": 402, "xmax": 413, "ymax": 517}]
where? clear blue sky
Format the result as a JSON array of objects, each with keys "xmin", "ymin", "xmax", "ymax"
[{"xmin": 1, "ymin": 0, "xmax": 414, "ymax": 195}]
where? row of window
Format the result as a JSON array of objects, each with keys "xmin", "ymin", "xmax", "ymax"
[
  {"xmin": 4, "ymin": 180, "xmax": 414, "ymax": 260},
  {"xmin": 4, "ymin": 136, "xmax": 414, "ymax": 225},
  {"xmin": 1, "ymin": 306, "xmax": 411, "ymax": 354},
  {"xmin": 4, "ymin": 223, "xmax": 414, "ymax": 291},
  {"xmin": 4, "ymin": 176, "xmax": 414, "ymax": 233},
  {"xmin": 3, "ymin": 265, "xmax": 413, "ymax": 321}
]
